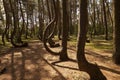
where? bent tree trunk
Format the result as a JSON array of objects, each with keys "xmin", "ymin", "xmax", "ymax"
[
  {"xmin": 2, "ymin": 0, "xmax": 11, "ymax": 45},
  {"xmin": 43, "ymin": 0, "xmax": 60, "ymax": 55},
  {"xmin": 9, "ymin": 0, "xmax": 28, "ymax": 47},
  {"xmin": 77, "ymin": 0, "xmax": 106, "ymax": 80},
  {"xmin": 43, "ymin": 0, "xmax": 69, "ymax": 61}
]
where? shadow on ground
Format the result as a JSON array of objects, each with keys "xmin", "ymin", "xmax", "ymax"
[
  {"xmin": 0, "ymin": 42, "xmax": 66, "ymax": 80},
  {"xmin": 0, "ymin": 41, "xmax": 120, "ymax": 80}
]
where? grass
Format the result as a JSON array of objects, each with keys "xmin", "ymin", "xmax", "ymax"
[
  {"xmin": 86, "ymin": 40, "xmax": 113, "ymax": 52},
  {"xmin": 0, "ymin": 42, "xmax": 12, "ymax": 55},
  {"xmin": 68, "ymin": 35, "xmax": 113, "ymax": 53},
  {"xmin": 0, "ymin": 35, "xmax": 113, "ymax": 54},
  {"xmin": 0, "ymin": 35, "xmax": 16, "ymax": 54}
]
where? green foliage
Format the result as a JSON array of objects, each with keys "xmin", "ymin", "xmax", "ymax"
[
  {"xmin": 85, "ymin": 36, "xmax": 113, "ymax": 54},
  {"xmin": 0, "ymin": 28, "xmax": 3, "ymax": 35},
  {"xmin": 0, "ymin": 39, "xmax": 12, "ymax": 54},
  {"xmin": 86, "ymin": 40, "xmax": 113, "ymax": 49},
  {"xmin": 69, "ymin": 24, "xmax": 78, "ymax": 36},
  {"xmin": 68, "ymin": 36, "xmax": 113, "ymax": 52}
]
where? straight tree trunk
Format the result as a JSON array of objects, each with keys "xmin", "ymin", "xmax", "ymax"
[
  {"xmin": 57, "ymin": 0, "xmax": 62, "ymax": 40},
  {"xmin": 59, "ymin": 0, "xmax": 69, "ymax": 60},
  {"xmin": 38, "ymin": 0, "xmax": 44, "ymax": 41},
  {"xmin": 93, "ymin": 0, "xmax": 96, "ymax": 36},
  {"xmin": 113, "ymin": 0, "xmax": 120, "ymax": 64},
  {"xmin": 103, "ymin": 0, "xmax": 109, "ymax": 40}
]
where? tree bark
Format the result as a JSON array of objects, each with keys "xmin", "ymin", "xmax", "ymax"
[
  {"xmin": 59, "ymin": 0, "xmax": 69, "ymax": 61},
  {"xmin": 77, "ymin": 0, "xmax": 106, "ymax": 79},
  {"xmin": 113, "ymin": 0, "xmax": 120, "ymax": 64},
  {"xmin": 103, "ymin": 0, "xmax": 109, "ymax": 40}
]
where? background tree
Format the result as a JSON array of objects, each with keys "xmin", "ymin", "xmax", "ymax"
[{"xmin": 2, "ymin": 0, "xmax": 12, "ymax": 45}]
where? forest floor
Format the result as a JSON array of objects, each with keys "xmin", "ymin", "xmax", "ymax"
[{"xmin": 0, "ymin": 40, "xmax": 120, "ymax": 80}]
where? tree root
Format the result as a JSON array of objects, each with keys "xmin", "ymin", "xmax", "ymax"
[{"xmin": 78, "ymin": 62, "xmax": 107, "ymax": 80}]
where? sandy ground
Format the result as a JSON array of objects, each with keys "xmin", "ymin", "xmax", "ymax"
[{"xmin": 0, "ymin": 41, "xmax": 120, "ymax": 80}]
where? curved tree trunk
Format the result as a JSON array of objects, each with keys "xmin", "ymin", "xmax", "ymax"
[
  {"xmin": 43, "ymin": 0, "xmax": 60, "ymax": 55},
  {"xmin": 43, "ymin": 0, "xmax": 69, "ymax": 61},
  {"xmin": 2, "ymin": 0, "xmax": 11, "ymax": 45},
  {"xmin": 77, "ymin": 0, "xmax": 106, "ymax": 80},
  {"xmin": 9, "ymin": 0, "xmax": 28, "ymax": 47}
]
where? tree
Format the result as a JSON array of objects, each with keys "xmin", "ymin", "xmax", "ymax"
[
  {"xmin": 38, "ymin": 0, "xmax": 44, "ymax": 41},
  {"xmin": 77, "ymin": 0, "xmax": 106, "ymax": 79},
  {"xmin": 43, "ymin": 0, "xmax": 61, "ymax": 55},
  {"xmin": 43, "ymin": 0, "xmax": 69, "ymax": 61},
  {"xmin": 113, "ymin": 0, "xmax": 120, "ymax": 64},
  {"xmin": 102, "ymin": 0, "xmax": 109, "ymax": 40},
  {"xmin": 2, "ymin": 0, "xmax": 12, "ymax": 45},
  {"xmin": 59, "ymin": 0, "xmax": 69, "ymax": 60},
  {"xmin": 9, "ymin": 0, "xmax": 28, "ymax": 47}
]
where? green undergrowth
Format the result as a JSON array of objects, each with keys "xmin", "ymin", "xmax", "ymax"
[
  {"xmin": 0, "ymin": 42, "xmax": 12, "ymax": 55},
  {"xmin": 0, "ymin": 36, "xmax": 38, "ymax": 55},
  {"xmin": 0, "ymin": 35, "xmax": 113, "ymax": 55},
  {"xmin": 86, "ymin": 40, "xmax": 113, "ymax": 52},
  {"xmin": 68, "ymin": 36, "xmax": 113, "ymax": 53}
]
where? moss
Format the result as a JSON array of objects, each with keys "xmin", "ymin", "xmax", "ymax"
[
  {"xmin": 68, "ymin": 36, "xmax": 113, "ymax": 52},
  {"xmin": 86, "ymin": 40, "xmax": 113, "ymax": 52}
]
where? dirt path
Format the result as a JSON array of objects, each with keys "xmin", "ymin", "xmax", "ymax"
[{"xmin": 0, "ymin": 41, "xmax": 120, "ymax": 80}]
